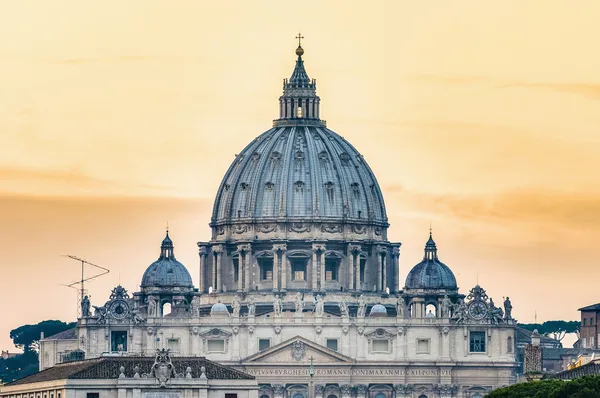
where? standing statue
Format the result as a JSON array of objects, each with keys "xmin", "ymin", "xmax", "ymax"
[
  {"xmin": 440, "ymin": 294, "xmax": 452, "ymax": 318},
  {"xmin": 273, "ymin": 295, "xmax": 283, "ymax": 316},
  {"xmin": 357, "ymin": 295, "xmax": 367, "ymax": 317},
  {"xmin": 396, "ymin": 295, "xmax": 405, "ymax": 319},
  {"xmin": 314, "ymin": 295, "xmax": 324, "ymax": 316},
  {"xmin": 247, "ymin": 296, "xmax": 256, "ymax": 316},
  {"xmin": 81, "ymin": 296, "xmax": 91, "ymax": 318},
  {"xmin": 338, "ymin": 298, "xmax": 349, "ymax": 317},
  {"xmin": 190, "ymin": 296, "xmax": 201, "ymax": 317},
  {"xmin": 147, "ymin": 299, "xmax": 157, "ymax": 318},
  {"xmin": 503, "ymin": 297, "xmax": 513, "ymax": 320},
  {"xmin": 294, "ymin": 292, "xmax": 304, "ymax": 313},
  {"xmin": 232, "ymin": 295, "xmax": 241, "ymax": 317}
]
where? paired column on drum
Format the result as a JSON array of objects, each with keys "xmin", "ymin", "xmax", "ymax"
[
  {"xmin": 272, "ymin": 243, "xmax": 287, "ymax": 291},
  {"xmin": 391, "ymin": 244, "xmax": 401, "ymax": 292},
  {"xmin": 236, "ymin": 244, "xmax": 252, "ymax": 292},
  {"xmin": 312, "ymin": 243, "xmax": 325, "ymax": 292},
  {"xmin": 212, "ymin": 245, "xmax": 224, "ymax": 293},
  {"xmin": 348, "ymin": 244, "xmax": 362, "ymax": 291},
  {"xmin": 377, "ymin": 246, "xmax": 388, "ymax": 291},
  {"xmin": 198, "ymin": 245, "xmax": 208, "ymax": 293}
]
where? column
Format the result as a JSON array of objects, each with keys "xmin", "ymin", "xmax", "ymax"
[
  {"xmin": 347, "ymin": 244, "xmax": 354, "ymax": 290},
  {"xmin": 198, "ymin": 246, "xmax": 207, "ymax": 293},
  {"xmin": 320, "ymin": 249, "xmax": 326, "ymax": 291},
  {"xmin": 382, "ymin": 252, "xmax": 387, "ymax": 291},
  {"xmin": 213, "ymin": 245, "xmax": 223, "ymax": 292},
  {"xmin": 377, "ymin": 248, "xmax": 383, "ymax": 291},
  {"xmin": 392, "ymin": 245, "xmax": 401, "ymax": 292},
  {"xmin": 308, "ymin": 98, "xmax": 314, "ymax": 118},
  {"xmin": 212, "ymin": 252, "xmax": 217, "ymax": 292},
  {"xmin": 280, "ymin": 244, "xmax": 288, "ymax": 290},
  {"xmin": 237, "ymin": 245, "xmax": 246, "ymax": 292},
  {"xmin": 245, "ymin": 244, "xmax": 252, "ymax": 292},
  {"xmin": 351, "ymin": 245, "xmax": 362, "ymax": 291},
  {"xmin": 286, "ymin": 99, "xmax": 291, "ymax": 118},
  {"xmin": 311, "ymin": 244, "xmax": 324, "ymax": 291},
  {"xmin": 272, "ymin": 246, "xmax": 280, "ymax": 291}
]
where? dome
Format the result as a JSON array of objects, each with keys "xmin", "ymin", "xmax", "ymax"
[
  {"xmin": 404, "ymin": 233, "xmax": 457, "ymax": 290},
  {"xmin": 210, "ymin": 44, "xmax": 388, "ymax": 234},
  {"xmin": 141, "ymin": 232, "xmax": 193, "ymax": 289},
  {"xmin": 210, "ymin": 302, "xmax": 230, "ymax": 316},
  {"xmin": 369, "ymin": 304, "xmax": 388, "ymax": 317}
]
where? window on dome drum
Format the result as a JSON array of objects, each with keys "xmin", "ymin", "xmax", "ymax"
[
  {"xmin": 470, "ymin": 331, "xmax": 486, "ymax": 353},
  {"xmin": 291, "ymin": 258, "xmax": 307, "ymax": 281},
  {"xmin": 359, "ymin": 258, "xmax": 366, "ymax": 285},
  {"xmin": 371, "ymin": 339, "xmax": 389, "ymax": 353},
  {"xmin": 259, "ymin": 258, "xmax": 274, "ymax": 281},
  {"xmin": 326, "ymin": 339, "xmax": 338, "ymax": 352},
  {"xmin": 297, "ymin": 106, "xmax": 303, "ymax": 117},
  {"xmin": 325, "ymin": 258, "xmax": 339, "ymax": 281},
  {"xmin": 110, "ymin": 331, "xmax": 127, "ymax": 352},
  {"xmin": 417, "ymin": 338, "xmax": 430, "ymax": 354},
  {"xmin": 207, "ymin": 339, "xmax": 225, "ymax": 353},
  {"xmin": 167, "ymin": 338, "xmax": 180, "ymax": 354},
  {"xmin": 258, "ymin": 339, "xmax": 271, "ymax": 351},
  {"xmin": 233, "ymin": 257, "xmax": 240, "ymax": 282}
]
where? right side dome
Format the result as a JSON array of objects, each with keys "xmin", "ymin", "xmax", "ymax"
[{"xmin": 404, "ymin": 232, "xmax": 457, "ymax": 290}]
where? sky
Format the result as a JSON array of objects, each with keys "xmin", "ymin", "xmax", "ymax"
[{"xmin": 1, "ymin": 0, "xmax": 599, "ymax": 350}]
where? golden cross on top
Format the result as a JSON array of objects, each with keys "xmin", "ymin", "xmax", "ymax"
[{"xmin": 296, "ymin": 31, "xmax": 304, "ymax": 47}]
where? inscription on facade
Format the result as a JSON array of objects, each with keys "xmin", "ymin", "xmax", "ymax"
[
  {"xmin": 245, "ymin": 368, "xmax": 451, "ymax": 377},
  {"xmin": 144, "ymin": 392, "xmax": 183, "ymax": 398}
]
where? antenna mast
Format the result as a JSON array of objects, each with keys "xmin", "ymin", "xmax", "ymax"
[{"xmin": 62, "ymin": 255, "xmax": 110, "ymax": 317}]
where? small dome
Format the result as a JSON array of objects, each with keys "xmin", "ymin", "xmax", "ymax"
[
  {"xmin": 369, "ymin": 304, "xmax": 388, "ymax": 317},
  {"xmin": 210, "ymin": 302, "xmax": 230, "ymax": 316},
  {"xmin": 140, "ymin": 232, "xmax": 193, "ymax": 289},
  {"xmin": 404, "ymin": 233, "xmax": 457, "ymax": 290}
]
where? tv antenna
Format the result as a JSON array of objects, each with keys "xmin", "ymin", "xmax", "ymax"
[{"xmin": 62, "ymin": 255, "xmax": 110, "ymax": 317}]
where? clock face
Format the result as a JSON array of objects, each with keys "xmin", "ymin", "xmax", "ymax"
[
  {"xmin": 468, "ymin": 301, "xmax": 488, "ymax": 320},
  {"xmin": 110, "ymin": 300, "xmax": 130, "ymax": 319}
]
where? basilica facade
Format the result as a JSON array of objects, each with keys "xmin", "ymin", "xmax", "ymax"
[{"xmin": 39, "ymin": 42, "xmax": 517, "ymax": 398}]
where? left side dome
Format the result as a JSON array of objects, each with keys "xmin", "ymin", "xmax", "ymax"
[{"xmin": 141, "ymin": 231, "xmax": 193, "ymax": 289}]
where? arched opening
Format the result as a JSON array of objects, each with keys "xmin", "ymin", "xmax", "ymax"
[
  {"xmin": 292, "ymin": 394, "xmax": 304, "ymax": 398},
  {"xmin": 425, "ymin": 303, "xmax": 437, "ymax": 318},
  {"xmin": 233, "ymin": 256, "xmax": 240, "ymax": 282},
  {"xmin": 418, "ymin": 395, "xmax": 428, "ymax": 398},
  {"xmin": 374, "ymin": 393, "xmax": 386, "ymax": 398},
  {"xmin": 472, "ymin": 394, "xmax": 483, "ymax": 398},
  {"xmin": 260, "ymin": 395, "xmax": 270, "ymax": 398},
  {"xmin": 359, "ymin": 255, "xmax": 367, "ymax": 288},
  {"xmin": 507, "ymin": 336, "xmax": 513, "ymax": 353},
  {"xmin": 162, "ymin": 302, "xmax": 172, "ymax": 317},
  {"xmin": 327, "ymin": 395, "xmax": 337, "ymax": 398},
  {"xmin": 325, "ymin": 254, "xmax": 340, "ymax": 282}
]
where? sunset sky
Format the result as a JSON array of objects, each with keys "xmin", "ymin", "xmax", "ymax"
[{"xmin": 1, "ymin": 1, "xmax": 600, "ymax": 350}]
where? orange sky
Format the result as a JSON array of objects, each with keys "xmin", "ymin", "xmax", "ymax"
[{"xmin": 1, "ymin": 1, "xmax": 600, "ymax": 350}]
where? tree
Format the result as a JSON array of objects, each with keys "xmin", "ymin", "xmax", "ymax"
[
  {"xmin": 518, "ymin": 320, "xmax": 580, "ymax": 342},
  {"xmin": 487, "ymin": 376, "xmax": 600, "ymax": 398},
  {"xmin": 9, "ymin": 320, "xmax": 75, "ymax": 353}
]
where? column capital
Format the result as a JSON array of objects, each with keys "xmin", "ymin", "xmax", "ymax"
[
  {"xmin": 237, "ymin": 243, "xmax": 251, "ymax": 253},
  {"xmin": 348, "ymin": 244, "xmax": 362, "ymax": 253},
  {"xmin": 273, "ymin": 243, "xmax": 287, "ymax": 252},
  {"xmin": 212, "ymin": 244, "xmax": 224, "ymax": 254},
  {"xmin": 198, "ymin": 246, "xmax": 209, "ymax": 256},
  {"xmin": 312, "ymin": 243, "xmax": 326, "ymax": 252}
]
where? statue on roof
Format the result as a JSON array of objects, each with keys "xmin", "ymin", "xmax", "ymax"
[
  {"xmin": 273, "ymin": 295, "xmax": 283, "ymax": 316},
  {"xmin": 357, "ymin": 295, "xmax": 367, "ymax": 317},
  {"xmin": 314, "ymin": 295, "xmax": 324, "ymax": 316},
  {"xmin": 81, "ymin": 296, "xmax": 91, "ymax": 318},
  {"xmin": 232, "ymin": 295, "xmax": 241, "ymax": 317},
  {"xmin": 190, "ymin": 296, "xmax": 201, "ymax": 318},
  {"xmin": 339, "ymin": 298, "xmax": 349, "ymax": 317},
  {"xmin": 294, "ymin": 292, "xmax": 304, "ymax": 313},
  {"xmin": 441, "ymin": 294, "xmax": 452, "ymax": 319},
  {"xmin": 247, "ymin": 296, "xmax": 256, "ymax": 316},
  {"xmin": 504, "ymin": 297, "xmax": 513, "ymax": 320}
]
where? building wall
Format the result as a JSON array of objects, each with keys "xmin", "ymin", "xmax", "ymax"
[
  {"xmin": 39, "ymin": 340, "xmax": 79, "ymax": 371},
  {"xmin": 579, "ymin": 310, "xmax": 600, "ymax": 349}
]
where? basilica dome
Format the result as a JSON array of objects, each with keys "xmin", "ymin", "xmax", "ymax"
[
  {"xmin": 210, "ymin": 44, "xmax": 388, "ymax": 236},
  {"xmin": 141, "ymin": 232, "xmax": 193, "ymax": 290},
  {"xmin": 404, "ymin": 233, "xmax": 457, "ymax": 290}
]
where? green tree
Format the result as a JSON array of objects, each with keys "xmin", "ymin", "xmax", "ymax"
[
  {"xmin": 10, "ymin": 320, "xmax": 75, "ymax": 353},
  {"xmin": 518, "ymin": 320, "xmax": 580, "ymax": 342},
  {"xmin": 488, "ymin": 376, "xmax": 600, "ymax": 398}
]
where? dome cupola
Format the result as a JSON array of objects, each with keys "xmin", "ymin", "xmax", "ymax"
[
  {"xmin": 404, "ymin": 231, "xmax": 457, "ymax": 291},
  {"xmin": 141, "ymin": 231, "xmax": 194, "ymax": 290}
]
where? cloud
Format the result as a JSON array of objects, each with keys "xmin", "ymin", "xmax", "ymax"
[
  {"xmin": 410, "ymin": 74, "xmax": 600, "ymax": 100},
  {"xmin": 390, "ymin": 185, "xmax": 600, "ymax": 231}
]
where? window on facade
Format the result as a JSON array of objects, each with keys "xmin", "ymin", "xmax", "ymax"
[
  {"xmin": 592, "ymin": 337, "xmax": 595, "ymax": 347},
  {"xmin": 584, "ymin": 319, "xmax": 587, "ymax": 326},
  {"xmin": 233, "ymin": 257, "xmax": 240, "ymax": 282},
  {"xmin": 326, "ymin": 339, "xmax": 338, "ymax": 352},
  {"xmin": 470, "ymin": 331, "xmax": 486, "ymax": 353},
  {"xmin": 111, "ymin": 331, "xmax": 128, "ymax": 352},
  {"xmin": 207, "ymin": 339, "xmax": 225, "ymax": 353},
  {"xmin": 225, "ymin": 394, "xmax": 237, "ymax": 398},
  {"xmin": 507, "ymin": 336, "xmax": 513, "ymax": 353},
  {"xmin": 260, "ymin": 258, "xmax": 274, "ymax": 281},
  {"xmin": 291, "ymin": 258, "xmax": 307, "ymax": 281},
  {"xmin": 258, "ymin": 339, "xmax": 271, "ymax": 351},
  {"xmin": 417, "ymin": 339, "xmax": 430, "ymax": 354},
  {"xmin": 359, "ymin": 258, "xmax": 366, "ymax": 285},
  {"xmin": 583, "ymin": 337, "xmax": 588, "ymax": 347},
  {"xmin": 87, "ymin": 394, "xmax": 99, "ymax": 398},
  {"xmin": 167, "ymin": 338, "xmax": 180, "ymax": 353},
  {"xmin": 592, "ymin": 318, "xmax": 595, "ymax": 326},
  {"xmin": 372, "ymin": 339, "xmax": 389, "ymax": 353},
  {"xmin": 325, "ymin": 258, "xmax": 339, "ymax": 281}
]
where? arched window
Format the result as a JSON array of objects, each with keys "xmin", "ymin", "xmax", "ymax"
[
  {"xmin": 507, "ymin": 336, "xmax": 513, "ymax": 353},
  {"xmin": 327, "ymin": 395, "xmax": 337, "ymax": 398},
  {"xmin": 472, "ymin": 394, "xmax": 483, "ymax": 398},
  {"xmin": 418, "ymin": 395, "xmax": 428, "ymax": 398},
  {"xmin": 375, "ymin": 393, "xmax": 386, "ymax": 398},
  {"xmin": 162, "ymin": 302, "xmax": 172, "ymax": 317},
  {"xmin": 425, "ymin": 303, "xmax": 437, "ymax": 318},
  {"xmin": 293, "ymin": 394, "xmax": 304, "ymax": 398},
  {"xmin": 260, "ymin": 395, "xmax": 270, "ymax": 398}
]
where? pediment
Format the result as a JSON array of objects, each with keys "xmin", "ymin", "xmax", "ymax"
[{"xmin": 243, "ymin": 335, "xmax": 354, "ymax": 364}]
